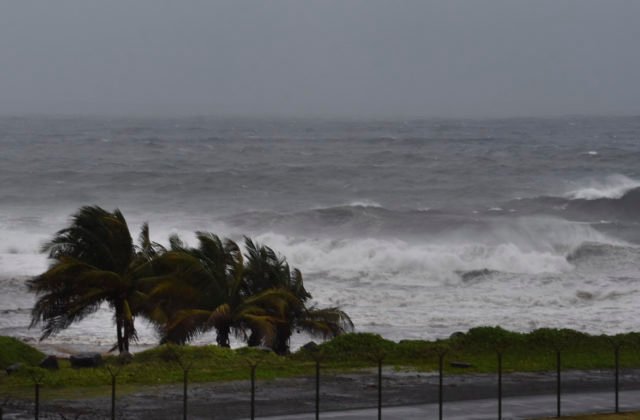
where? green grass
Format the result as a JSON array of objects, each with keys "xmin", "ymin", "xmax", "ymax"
[
  {"xmin": 295, "ymin": 327, "xmax": 640, "ymax": 374},
  {"xmin": 0, "ymin": 337, "xmax": 45, "ymax": 369},
  {"xmin": 2, "ymin": 326, "xmax": 640, "ymax": 400}
]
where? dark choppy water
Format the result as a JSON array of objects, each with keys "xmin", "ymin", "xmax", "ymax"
[{"xmin": 1, "ymin": 116, "xmax": 640, "ymax": 352}]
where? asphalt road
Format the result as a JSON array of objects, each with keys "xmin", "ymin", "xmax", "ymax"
[
  {"xmin": 4, "ymin": 368, "xmax": 640, "ymax": 419},
  {"xmin": 256, "ymin": 390, "xmax": 640, "ymax": 419}
]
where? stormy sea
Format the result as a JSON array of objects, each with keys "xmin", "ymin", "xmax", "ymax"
[{"xmin": 1, "ymin": 115, "xmax": 639, "ymax": 353}]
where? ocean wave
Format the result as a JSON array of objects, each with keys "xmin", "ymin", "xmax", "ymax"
[
  {"xmin": 456, "ymin": 268, "xmax": 500, "ymax": 282},
  {"xmin": 567, "ymin": 242, "xmax": 616, "ymax": 262},
  {"xmin": 344, "ymin": 200, "xmax": 383, "ymax": 208},
  {"xmin": 251, "ymin": 232, "xmax": 576, "ymax": 283},
  {"xmin": 224, "ymin": 203, "xmax": 482, "ymax": 240},
  {"xmin": 573, "ymin": 289, "xmax": 628, "ymax": 303},
  {"xmin": 564, "ymin": 187, "xmax": 640, "ymax": 217},
  {"xmin": 565, "ymin": 241, "xmax": 640, "ymax": 266},
  {"xmin": 506, "ymin": 185, "xmax": 640, "ymax": 224},
  {"xmin": 565, "ymin": 175, "xmax": 640, "ymax": 200}
]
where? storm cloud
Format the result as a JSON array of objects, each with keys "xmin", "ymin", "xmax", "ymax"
[{"xmin": 1, "ymin": 1, "xmax": 639, "ymax": 117}]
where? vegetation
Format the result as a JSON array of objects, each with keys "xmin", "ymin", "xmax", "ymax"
[
  {"xmin": 292, "ymin": 327, "xmax": 640, "ymax": 372},
  {"xmin": 27, "ymin": 207, "xmax": 162, "ymax": 353},
  {"xmin": 17, "ymin": 206, "xmax": 640, "ymax": 409},
  {"xmin": 28, "ymin": 206, "xmax": 353, "ymax": 355},
  {"xmin": 2, "ymin": 327, "xmax": 640, "ymax": 399},
  {"xmin": 0, "ymin": 337, "xmax": 44, "ymax": 369}
]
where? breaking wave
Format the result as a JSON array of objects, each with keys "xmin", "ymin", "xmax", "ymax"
[
  {"xmin": 251, "ymin": 225, "xmax": 616, "ymax": 284},
  {"xmin": 566, "ymin": 242, "xmax": 640, "ymax": 264},
  {"xmin": 507, "ymin": 187, "xmax": 640, "ymax": 224},
  {"xmin": 4, "ymin": 116, "xmax": 640, "ymax": 347},
  {"xmin": 456, "ymin": 268, "xmax": 500, "ymax": 282},
  {"xmin": 562, "ymin": 187, "xmax": 640, "ymax": 220},
  {"xmin": 566, "ymin": 175, "xmax": 640, "ymax": 200},
  {"xmin": 344, "ymin": 200, "xmax": 383, "ymax": 208}
]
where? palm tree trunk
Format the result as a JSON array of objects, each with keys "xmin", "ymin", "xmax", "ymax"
[
  {"xmin": 123, "ymin": 323, "xmax": 129, "ymax": 352},
  {"xmin": 115, "ymin": 300, "xmax": 125, "ymax": 353},
  {"xmin": 216, "ymin": 325, "xmax": 231, "ymax": 347},
  {"xmin": 273, "ymin": 325, "xmax": 292, "ymax": 355},
  {"xmin": 116, "ymin": 316, "xmax": 124, "ymax": 353},
  {"xmin": 248, "ymin": 329, "xmax": 262, "ymax": 347}
]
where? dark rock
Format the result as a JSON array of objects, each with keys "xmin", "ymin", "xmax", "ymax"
[
  {"xmin": 5, "ymin": 362, "xmax": 22, "ymax": 375},
  {"xmin": 301, "ymin": 342, "xmax": 319, "ymax": 352},
  {"xmin": 118, "ymin": 351, "xmax": 133, "ymax": 364},
  {"xmin": 70, "ymin": 353, "xmax": 103, "ymax": 368},
  {"xmin": 450, "ymin": 361, "xmax": 473, "ymax": 369},
  {"xmin": 39, "ymin": 355, "xmax": 59, "ymax": 370}
]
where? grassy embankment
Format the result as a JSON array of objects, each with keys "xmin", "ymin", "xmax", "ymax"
[{"xmin": 1, "ymin": 326, "xmax": 639, "ymax": 400}]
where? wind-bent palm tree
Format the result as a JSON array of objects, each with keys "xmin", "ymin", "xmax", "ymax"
[
  {"xmin": 243, "ymin": 238, "xmax": 354, "ymax": 354},
  {"xmin": 28, "ymin": 207, "xmax": 354, "ymax": 353},
  {"xmin": 147, "ymin": 233, "xmax": 291, "ymax": 347},
  {"xmin": 28, "ymin": 206, "xmax": 157, "ymax": 353},
  {"xmin": 291, "ymin": 304, "xmax": 354, "ymax": 344}
]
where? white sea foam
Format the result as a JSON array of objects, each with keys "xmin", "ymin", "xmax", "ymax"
[
  {"xmin": 2, "ymin": 209, "xmax": 633, "ymax": 351},
  {"xmin": 565, "ymin": 174, "xmax": 640, "ymax": 200},
  {"xmin": 345, "ymin": 200, "xmax": 383, "ymax": 208},
  {"xmin": 3, "ymin": 116, "xmax": 640, "ymax": 352},
  {"xmin": 253, "ymin": 218, "xmax": 617, "ymax": 282},
  {"xmin": 0, "ymin": 231, "xmax": 49, "ymax": 276}
]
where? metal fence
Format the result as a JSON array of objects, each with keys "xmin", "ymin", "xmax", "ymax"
[{"xmin": 2, "ymin": 344, "xmax": 639, "ymax": 420}]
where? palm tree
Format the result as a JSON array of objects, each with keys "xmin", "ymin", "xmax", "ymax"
[
  {"xmin": 147, "ymin": 233, "xmax": 291, "ymax": 347},
  {"xmin": 268, "ymin": 278, "xmax": 354, "ymax": 354},
  {"xmin": 242, "ymin": 238, "xmax": 311, "ymax": 301},
  {"xmin": 242, "ymin": 238, "xmax": 353, "ymax": 354},
  {"xmin": 28, "ymin": 206, "xmax": 157, "ymax": 353},
  {"xmin": 292, "ymin": 305, "xmax": 354, "ymax": 344}
]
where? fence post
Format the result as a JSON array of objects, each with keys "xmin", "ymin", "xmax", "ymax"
[
  {"xmin": 377, "ymin": 356, "xmax": 383, "ymax": 420},
  {"xmin": 183, "ymin": 369, "xmax": 189, "ymax": 420},
  {"xmin": 497, "ymin": 350, "xmax": 503, "ymax": 420},
  {"xmin": 315, "ymin": 359, "xmax": 320, "ymax": 420},
  {"xmin": 310, "ymin": 350, "xmax": 326, "ymax": 420},
  {"xmin": 111, "ymin": 375, "xmax": 116, "ymax": 420},
  {"xmin": 248, "ymin": 361, "xmax": 258, "ymax": 420},
  {"xmin": 556, "ymin": 349, "xmax": 561, "ymax": 418},
  {"xmin": 310, "ymin": 350, "xmax": 324, "ymax": 420},
  {"xmin": 368, "ymin": 349, "xmax": 385, "ymax": 420},
  {"xmin": 166, "ymin": 345, "xmax": 193, "ymax": 420},
  {"xmin": 105, "ymin": 365, "xmax": 123, "ymax": 420},
  {"xmin": 614, "ymin": 343, "xmax": 620, "ymax": 413},
  {"xmin": 437, "ymin": 348, "xmax": 447, "ymax": 420},
  {"xmin": 27, "ymin": 370, "xmax": 45, "ymax": 420},
  {"xmin": 34, "ymin": 383, "xmax": 39, "ymax": 420}
]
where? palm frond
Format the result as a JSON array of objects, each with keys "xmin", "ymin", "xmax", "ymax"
[
  {"xmin": 163, "ymin": 309, "xmax": 216, "ymax": 344},
  {"xmin": 297, "ymin": 306, "xmax": 354, "ymax": 338},
  {"xmin": 136, "ymin": 222, "xmax": 166, "ymax": 259}
]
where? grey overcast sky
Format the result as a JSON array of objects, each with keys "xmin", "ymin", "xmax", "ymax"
[{"xmin": 1, "ymin": 1, "xmax": 640, "ymax": 118}]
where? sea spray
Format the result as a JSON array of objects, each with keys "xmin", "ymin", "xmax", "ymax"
[
  {"xmin": 565, "ymin": 174, "xmax": 640, "ymax": 200},
  {"xmin": 2, "ymin": 116, "xmax": 640, "ymax": 350}
]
